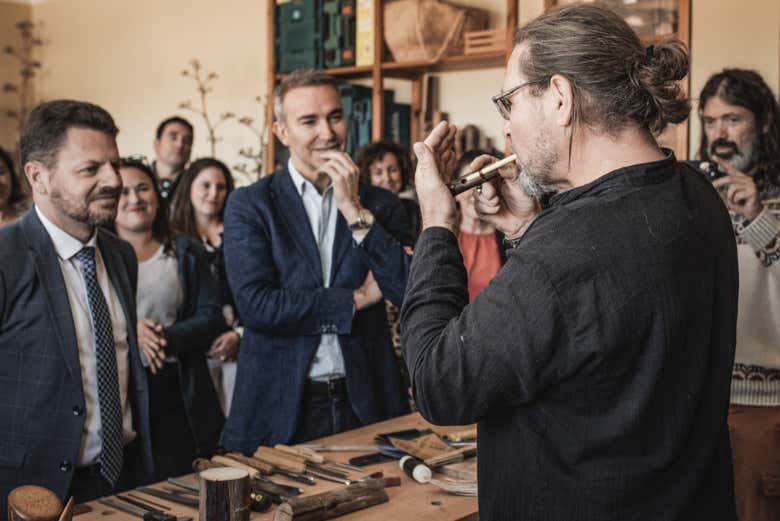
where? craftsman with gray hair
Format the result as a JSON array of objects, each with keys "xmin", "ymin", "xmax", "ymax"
[{"xmin": 402, "ymin": 5, "xmax": 738, "ymax": 521}]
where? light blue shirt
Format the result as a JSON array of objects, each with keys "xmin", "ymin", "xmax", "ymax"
[{"xmin": 289, "ymin": 160, "xmax": 360, "ymax": 381}]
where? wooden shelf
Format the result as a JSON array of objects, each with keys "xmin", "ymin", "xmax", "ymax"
[
  {"xmin": 275, "ymin": 65, "xmax": 373, "ymax": 80},
  {"xmin": 382, "ymin": 50, "xmax": 507, "ymax": 74},
  {"xmin": 265, "ymin": 0, "xmax": 518, "ymax": 171}
]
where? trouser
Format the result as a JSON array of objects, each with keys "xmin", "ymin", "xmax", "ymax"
[
  {"xmin": 728, "ymin": 404, "xmax": 780, "ymax": 521},
  {"xmin": 291, "ymin": 378, "xmax": 362, "ymax": 444},
  {"xmin": 68, "ymin": 442, "xmax": 137, "ymax": 504}
]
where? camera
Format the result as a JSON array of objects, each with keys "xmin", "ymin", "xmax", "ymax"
[{"xmin": 700, "ymin": 161, "xmax": 728, "ymax": 182}]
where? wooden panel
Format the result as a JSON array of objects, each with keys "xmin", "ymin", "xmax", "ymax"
[
  {"xmin": 371, "ymin": 0, "xmax": 384, "ymax": 140},
  {"xmin": 78, "ymin": 414, "xmax": 478, "ymax": 521},
  {"xmin": 264, "ymin": 0, "xmax": 276, "ymax": 173}
]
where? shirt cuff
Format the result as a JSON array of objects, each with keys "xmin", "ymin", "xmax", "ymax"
[{"xmin": 739, "ymin": 207, "xmax": 780, "ymax": 251}]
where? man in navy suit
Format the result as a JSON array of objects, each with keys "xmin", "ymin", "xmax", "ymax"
[
  {"xmin": 221, "ymin": 69, "xmax": 412, "ymax": 452},
  {"xmin": 0, "ymin": 100, "xmax": 153, "ymax": 515}
]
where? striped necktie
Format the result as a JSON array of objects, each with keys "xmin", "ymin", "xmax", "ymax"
[{"xmin": 75, "ymin": 246, "xmax": 123, "ymax": 486}]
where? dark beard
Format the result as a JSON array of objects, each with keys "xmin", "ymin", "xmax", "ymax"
[{"xmin": 50, "ymin": 187, "xmax": 119, "ymax": 227}]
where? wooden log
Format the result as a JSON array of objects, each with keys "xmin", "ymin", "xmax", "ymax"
[
  {"xmin": 254, "ymin": 447, "xmax": 307, "ymax": 474},
  {"xmin": 7, "ymin": 486, "xmax": 63, "ymax": 521},
  {"xmin": 273, "ymin": 480, "xmax": 388, "ymax": 521},
  {"xmin": 198, "ymin": 467, "xmax": 250, "ymax": 521}
]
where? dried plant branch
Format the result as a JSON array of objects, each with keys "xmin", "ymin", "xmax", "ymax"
[
  {"xmin": 232, "ymin": 96, "xmax": 269, "ymax": 183},
  {"xmin": 2, "ymin": 20, "xmax": 44, "ymax": 130},
  {"xmin": 179, "ymin": 59, "xmax": 234, "ymax": 157}
]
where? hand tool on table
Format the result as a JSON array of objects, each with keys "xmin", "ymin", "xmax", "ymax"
[
  {"xmin": 117, "ymin": 495, "xmax": 169, "ymax": 513},
  {"xmin": 96, "ymin": 498, "xmax": 177, "ymax": 521},
  {"xmin": 255, "ymin": 447, "xmax": 350, "ymax": 482},
  {"xmin": 166, "ymin": 478, "xmax": 198, "ymax": 494},
  {"xmin": 297, "ymin": 444, "xmax": 382, "ymax": 452},
  {"xmin": 276, "ymin": 444, "xmax": 365, "ymax": 473},
  {"xmin": 220, "ymin": 453, "xmax": 316, "ymax": 486},
  {"xmin": 135, "ymin": 488, "xmax": 199, "ymax": 509},
  {"xmin": 161, "ymin": 487, "xmax": 197, "ymax": 498},
  {"xmin": 116, "ymin": 494, "xmax": 170, "ymax": 514}
]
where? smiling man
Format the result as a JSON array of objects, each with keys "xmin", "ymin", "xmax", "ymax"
[
  {"xmin": 220, "ymin": 69, "xmax": 412, "ymax": 451},
  {"xmin": 694, "ymin": 69, "xmax": 780, "ymax": 521},
  {"xmin": 0, "ymin": 100, "xmax": 153, "ymax": 514}
]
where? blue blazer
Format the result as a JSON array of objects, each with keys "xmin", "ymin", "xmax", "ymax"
[
  {"xmin": 220, "ymin": 168, "xmax": 412, "ymax": 453},
  {"xmin": 0, "ymin": 209, "xmax": 153, "ymax": 513}
]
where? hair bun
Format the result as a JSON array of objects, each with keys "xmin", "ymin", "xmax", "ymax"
[{"xmin": 633, "ymin": 40, "xmax": 690, "ymax": 133}]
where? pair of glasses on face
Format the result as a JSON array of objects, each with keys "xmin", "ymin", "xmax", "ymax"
[{"xmin": 491, "ymin": 80, "xmax": 535, "ymax": 120}]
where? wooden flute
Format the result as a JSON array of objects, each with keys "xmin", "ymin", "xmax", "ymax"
[{"xmin": 448, "ymin": 154, "xmax": 518, "ymax": 195}]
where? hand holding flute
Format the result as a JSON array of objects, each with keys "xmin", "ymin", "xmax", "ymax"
[{"xmin": 413, "ymin": 121, "xmax": 540, "ymax": 240}]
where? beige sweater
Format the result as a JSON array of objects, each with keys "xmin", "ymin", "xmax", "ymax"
[{"xmin": 728, "ymin": 190, "xmax": 780, "ymax": 405}]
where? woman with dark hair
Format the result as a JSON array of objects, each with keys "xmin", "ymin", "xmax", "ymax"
[
  {"xmin": 170, "ymin": 157, "xmax": 240, "ymax": 414},
  {"xmin": 115, "ymin": 158, "xmax": 227, "ymax": 479},
  {"xmin": 453, "ymin": 150, "xmax": 510, "ymax": 302},
  {"xmin": 357, "ymin": 141, "xmax": 420, "ymax": 245},
  {"xmin": 0, "ymin": 146, "xmax": 27, "ymax": 226}
]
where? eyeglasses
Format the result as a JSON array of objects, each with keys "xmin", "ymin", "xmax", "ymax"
[{"xmin": 491, "ymin": 80, "xmax": 535, "ymax": 120}]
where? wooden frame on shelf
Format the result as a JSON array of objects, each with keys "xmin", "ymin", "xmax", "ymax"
[{"xmin": 264, "ymin": 0, "xmax": 518, "ymax": 171}]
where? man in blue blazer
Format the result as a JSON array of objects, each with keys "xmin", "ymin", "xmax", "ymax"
[
  {"xmin": 221, "ymin": 70, "xmax": 412, "ymax": 453},
  {"xmin": 0, "ymin": 100, "xmax": 153, "ymax": 515}
]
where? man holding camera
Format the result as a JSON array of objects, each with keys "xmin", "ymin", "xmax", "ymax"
[{"xmin": 695, "ymin": 68, "xmax": 780, "ymax": 521}]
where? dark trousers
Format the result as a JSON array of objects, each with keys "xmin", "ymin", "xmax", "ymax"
[
  {"xmin": 291, "ymin": 378, "xmax": 361, "ymax": 443},
  {"xmin": 68, "ymin": 442, "xmax": 137, "ymax": 504},
  {"xmin": 148, "ymin": 363, "xmax": 198, "ymax": 480}
]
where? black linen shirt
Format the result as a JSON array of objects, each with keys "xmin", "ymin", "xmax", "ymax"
[{"xmin": 401, "ymin": 154, "xmax": 738, "ymax": 521}]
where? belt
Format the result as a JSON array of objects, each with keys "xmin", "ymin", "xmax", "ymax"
[
  {"xmin": 73, "ymin": 462, "xmax": 102, "ymax": 479},
  {"xmin": 306, "ymin": 378, "xmax": 347, "ymax": 398}
]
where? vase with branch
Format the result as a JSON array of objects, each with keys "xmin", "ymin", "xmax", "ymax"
[{"xmin": 2, "ymin": 20, "xmax": 44, "ymax": 131}]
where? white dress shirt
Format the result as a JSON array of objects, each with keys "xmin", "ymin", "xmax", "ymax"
[
  {"xmin": 289, "ymin": 160, "xmax": 367, "ymax": 381},
  {"xmin": 35, "ymin": 206, "xmax": 135, "ymax": 466}
]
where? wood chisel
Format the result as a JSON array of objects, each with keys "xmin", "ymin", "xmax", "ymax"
[
  {"xmin": 96, "ymin": 498, "xmax": 177, "ymax": 521},
  {"xmin": 136, "ymin": 487, "xmax": 198, "ymax": 509}
]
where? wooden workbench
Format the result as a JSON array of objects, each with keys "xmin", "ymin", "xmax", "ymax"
[{"xmin": 79, "ymin": 413, "xmax": 479, "ymax": 521}]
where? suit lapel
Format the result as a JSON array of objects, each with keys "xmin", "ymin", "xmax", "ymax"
[
  {"xmin": 330, "ymin": 213, "xmax": 351, "ymax": 286},
  {"xmin": 20, "ymin": 209, "xmax": 81, "ymax": 382},
  {"xmin": 271, "ymin": 169, "xmax": 324, "ymax": 283}
]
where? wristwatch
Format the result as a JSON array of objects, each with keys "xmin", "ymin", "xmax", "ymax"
[{"xmin": 348, "ymin": 208, "xmax": 374, "ymax": 231}]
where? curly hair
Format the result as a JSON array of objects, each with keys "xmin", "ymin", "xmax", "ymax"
[
  {"xmin": 697, "ymin": 68, "xmax": 780, "ymax": 191},
  {"xmin": 356, "ymin": 141, "xmax": 412, "ymax": 191}
]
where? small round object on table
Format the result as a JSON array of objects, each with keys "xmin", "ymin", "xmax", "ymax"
[{"xmin": 7, "ymin": 486, "xmax": 63, "ymax": 521}]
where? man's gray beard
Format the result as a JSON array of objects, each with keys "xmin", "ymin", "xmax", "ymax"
[
  {"xmin": 719, "ymin": 132, "xmax": 760, "ymax": 173},
  {"xmin": 516, "ymin": 168, "xmax": 554, "ymax": 198}
]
